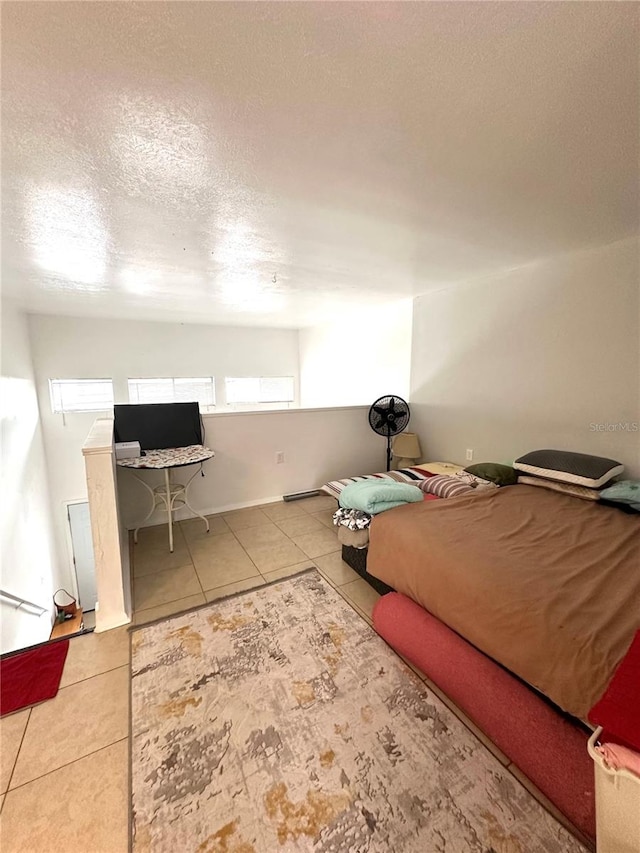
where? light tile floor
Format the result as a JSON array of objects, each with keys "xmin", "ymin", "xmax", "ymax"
[{"xmin": 0, "ymin": 496, "xmax": 592, "ymax": 852}]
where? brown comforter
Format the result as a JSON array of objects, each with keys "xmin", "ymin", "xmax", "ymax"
[{"xmin": 367, "ymin": 485, "xmax": 640, "ymax": 718}]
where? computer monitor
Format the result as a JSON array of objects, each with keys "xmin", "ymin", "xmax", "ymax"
[{"xmin": 113, "ymin": 403, "xmax": 202, "ymax": 451}]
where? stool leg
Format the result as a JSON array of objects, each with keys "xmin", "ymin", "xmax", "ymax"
[
  {"xmin": 133, "ymin": 501, "xmax": 157, "ymax": 545},
  {"xmin": 130, "ymin": 471, "xmax": 158, "ymax": 544},
  {"xmin": 165, "ymin": 468, "xmax": 174, "ymax": 552},
  {"xmin": 183, "ymin": 496, "xmax": 210, "ymax": 533},
  {"xmin": 182, "ymin": 467, "xmax": 210, "ymax": 533}
]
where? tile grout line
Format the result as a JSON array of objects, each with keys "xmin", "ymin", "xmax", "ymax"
[
  {"xmin": 132, "ymin": 511, "xmax": 338, "ymax": 615},
  {"xmin": 231, "ymin": 529, "xmax": 269, "ymax": 582},
  {"xmin": 134, "ymin": 593, "xmax": 211, "ymax": 621},
  {"xmin": 185, "ymin": 522, "xmax": 267, "ymax": 596},
  {"xmin": 58, "ymin": 662, "xmax": 130, "ymax": 692},
  {"xmin": 132, "ymin": 562, "xmax": 200, "ymax": 611},
  {"xmin": 6, "ymin": 737, "xmax": 129, "ymax": 796},
  {"xmin": 7, "ymin": 663, "xmax": 130, "ymax": 791},
  {"xmin": 4, "ymin": 707, "xmax": 32, "ymax": 796},
  {"xmin": 235, "ymin": 523, "xmax": 311, "ymax": 580},
  {"xmin": 181, "ymin": 527, "xmax": 207, "ymax": 599}
]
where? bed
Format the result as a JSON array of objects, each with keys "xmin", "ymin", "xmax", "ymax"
[{"xmin": 366, "ymin": 483, "xmax": 640, "ymax": 718}]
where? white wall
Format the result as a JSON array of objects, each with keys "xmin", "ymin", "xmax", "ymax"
[
  {"xmin": 30, "ymin": 314, "xmax": 300, "ymax": 409},
  {"xmin": 117, "ymin": 406, "xmax": 385, "ymax": 528},
  {"xmin": 28, "ymin": 316, "xmax": 299, "ymax": 554},
  {"xmin": 1, "ymin": 300, "xmax": 60, "ymax": 652},
  {"xmin": 410, "ymin": 237, "xmax": 640, "ymax": 476},
  {"xmin": 299, "ymin": 300, "xmax": 413, "ymax": 407}
]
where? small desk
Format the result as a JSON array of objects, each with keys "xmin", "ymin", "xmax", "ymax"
[{"xmin": 117, "ymin": 445, "xmax": 215, "ymax": 552}]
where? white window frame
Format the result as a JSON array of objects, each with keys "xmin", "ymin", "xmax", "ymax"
[
  {"xmin": 224, "ymin": 376, "xmax": 295, "ymax": 409},
  {"xmin": 127, "ymin": 377, "xmax": 216, "ymax": 411},
  {"xmin": 49, "ymin": 378, "xmax": 114, "ymax": 414}
]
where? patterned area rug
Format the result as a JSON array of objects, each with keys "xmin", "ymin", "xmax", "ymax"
[{"xmin": 130, "ymin": 569, "xmax": 586, "ymax": 852}]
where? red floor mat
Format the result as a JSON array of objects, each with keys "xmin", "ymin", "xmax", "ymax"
[{"xmin": 1, "ymin": 640, "xmax": 69, "ymax": 716}]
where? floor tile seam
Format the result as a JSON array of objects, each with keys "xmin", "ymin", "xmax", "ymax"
[
  {"xmin": 241, "ymin": 527, "xmax": 314, "ymax": 577},
  {"xmin": 233, "ymin": 532, "xmax": 265, "ymax": 579},
  {"xmin": 134, "ymin": 593, "xmax": 206, "ymax": 619},
  {"xmin": 179, "ymin": 531, "xmax": 206, "ymax": 598},
  {"xmin": 58, "ymin": 662, "xmax": 131, "ymax": 692},
  {"xmin": 331, "ymin": 583, "xmax": 373, "ymax": 624},
  {"xmin": 3, "ymin": 708, "xmax": 32, "ymax": 796},
  {"xmin": 7, "ymin": 737, "xmax": 129, "ymax": 795},
  {"xmin": 133, "ymin": 556, "xmax": 196, "ymax": 581},
  {"xmin": 187, "ymin": 528, "xmax": 268, "ymax": 583}
]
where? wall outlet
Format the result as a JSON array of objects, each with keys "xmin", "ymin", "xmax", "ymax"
[
  {"xmin": 465, "ymin": 448, "xmax": 474, "ymax": 461},
  {"xmin": 276, "ymin": 451, "xmax": 285, "ymax": 464}
]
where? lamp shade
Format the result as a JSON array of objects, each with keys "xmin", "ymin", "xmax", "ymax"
[{"xmin": 392, "ymin": 432, "xmax": 421, "ymax": 460}]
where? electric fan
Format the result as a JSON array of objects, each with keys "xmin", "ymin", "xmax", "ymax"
[{"xmin": 368, "ymin": 395, "xmax": 411, "ymax": 471}]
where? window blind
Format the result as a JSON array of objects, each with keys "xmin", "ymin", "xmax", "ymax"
[
  {"xmin": 127, "ymin": 377, "xmax": 215, "ymax": 408},
  {"xmin": 49, "ymin": 379, "xmax": 114, "ymax": 414}
]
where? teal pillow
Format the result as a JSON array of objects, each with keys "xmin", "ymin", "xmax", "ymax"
[
  {"xmin": 464, "ymin": 462, "xmax": 518, "ymax": 487},
  {"xmin": 599, "ymin": 479, "xmax": 640, "ymax": 505}
]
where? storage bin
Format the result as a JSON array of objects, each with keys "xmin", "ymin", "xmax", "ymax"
[{"xmin": 588, "ymin": 727, "xmax": 640, "ymax": 853}]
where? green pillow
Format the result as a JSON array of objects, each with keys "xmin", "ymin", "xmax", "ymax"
[
  {"xmin": 599, "ymin": 479, "xmax": 640, "ymax": 505},
  {"xmin": 464, "ymin": 462, "xmax": 519, "ymax": 487}
]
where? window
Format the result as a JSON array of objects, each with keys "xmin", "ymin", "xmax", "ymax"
[
  {"xmin": 49, "ymin": 379, "xmax": 114, "ymax": 414},
  {"xmin": 225, "ymin": 376, "xmax": 295, "ymax": 405},
  {"xmin": 127, "ymin": 377, "xmax": 215, "ymax": 409}
]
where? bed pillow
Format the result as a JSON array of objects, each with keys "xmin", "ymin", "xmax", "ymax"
[
  {"xmin": 517, "ymin": 475, "xmax": 600, "ymax": 501},
  {"xmin": 454, "ymin": 472, "xmax": 498, "ymax": 490},
  {"xmin": 414, "ymin": 462, "xmax": 465, "ymax": 476},
  {"xmin": 464, "ymin": 463, "xmax": 518, "ymax": 486},
  {"xmin": 321, "ymin": 468, "xmax": 429, "ymax": 500},
  {"xmin": 599, "ymin": 480, "xmax": 640, "ymax": 507},
  {"xmin": 418, "ymin": 475, "xmax": 475, "ymax": 500},
  {"xmin": 513, "ymin": 449, "xmax": 624, "ymax": 489}
]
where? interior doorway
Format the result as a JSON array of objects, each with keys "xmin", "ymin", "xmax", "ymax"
[{"xmin": 67, "ymin": 501, "xmax": 97, "ymax": 613}]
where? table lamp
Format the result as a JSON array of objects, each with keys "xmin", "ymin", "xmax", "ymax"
[{"xmin": 392, "ymin": 432, "xmax": 422, "ymax": 469}]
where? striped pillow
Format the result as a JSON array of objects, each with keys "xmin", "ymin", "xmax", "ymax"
[
  {"xmin": 417, "ymin": 475, "xmax": 475, "ymax": 500},
  {"xmin": 321, "ymin": 468, "xmax": 431, "ymax": 500}
]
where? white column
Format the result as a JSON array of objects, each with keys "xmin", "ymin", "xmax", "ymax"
[{"xmin": 82, "ymin": 418, "xmax": 131, "ymax": 632}]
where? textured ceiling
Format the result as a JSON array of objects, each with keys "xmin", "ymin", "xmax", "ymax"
[{"xmin": 2, "ymin": 2, "xmax": 638, "ymax": 327}]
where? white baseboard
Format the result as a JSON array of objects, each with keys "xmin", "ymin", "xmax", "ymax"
[{"xmin": 126, "ymin": 494, "xmax": 287, "ymax": 531}]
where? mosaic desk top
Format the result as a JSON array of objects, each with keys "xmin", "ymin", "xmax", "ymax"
[{"xmin": 116, "ymin": 445, "xmax": 215, "ymax": 469}]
